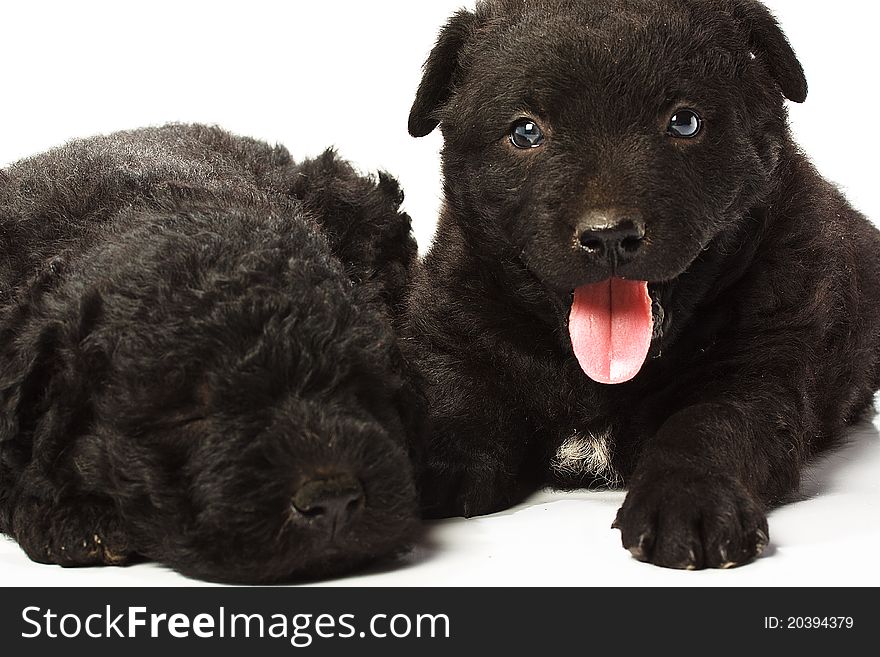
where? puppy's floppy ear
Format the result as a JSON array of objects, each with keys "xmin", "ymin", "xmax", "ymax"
[
  {"xmin": 0, "ymin": 281, "xmax": 103, "ymax": 461},
  {"xmin": 0, "ymin": 321, "xmax": 60, "ymax": 466},
  {"xmin": 730, "ymin": 0, "xmax": 807, "ymax": 103},
  {"xmin": 408, "ymin": 9, "xmax": 480, "ymax": 137}
]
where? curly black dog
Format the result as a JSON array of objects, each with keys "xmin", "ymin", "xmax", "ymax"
[
  {"xmin": 406, "ymin": 0, "xmax": 880, "ymax": 569},
  {"xmin": 0, "ymin": 124, "xmax": 422, "ymax": 583}
]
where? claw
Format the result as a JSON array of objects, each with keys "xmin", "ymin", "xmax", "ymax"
[
  {"xmin": 755, "ymin": 529, "xmax": 769, "ymax": 555},
  {"xmin": 627, "ymin": 531, "xmax": 653, "ymax": 561},
  {"xmin": 627, "ymin": 545, "xmax": 645, "ymax": 560},
  {"xmin": 685, "ymin": 548, "xmax": 698, "ymax": 570},
  {"xmin": 718, "ymin": 540, "xmax": 738, "ymax": 569}
]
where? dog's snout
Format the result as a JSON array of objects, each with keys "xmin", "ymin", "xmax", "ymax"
[
  {"xmin": 292, "ymin": 474, "xmax": 365, "ymax": 531},
  {"xmin": 577, "ymin": 209, "xmax": 646, "ymax": 265}
]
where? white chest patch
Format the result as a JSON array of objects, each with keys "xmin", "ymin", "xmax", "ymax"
[{"xmin": 551, "ymin": 430, "xmax": 621, "ymax": 487}]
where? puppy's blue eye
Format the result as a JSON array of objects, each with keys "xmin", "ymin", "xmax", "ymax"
[
  {"xmin": 668, "ymin": 109, "xmax": 702, "ymax": 138},
  {"xmin": 510, "ymin": 119, "xmax": 545, "ymax": 148}
]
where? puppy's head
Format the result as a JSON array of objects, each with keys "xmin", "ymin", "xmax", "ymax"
[
  {"xmin": 411, "ymin": 0, "xmax": 806, "ymax": 383},
  {"xmin": 114, "ymin": 208, "xmax": 421, "ymax": 583}
]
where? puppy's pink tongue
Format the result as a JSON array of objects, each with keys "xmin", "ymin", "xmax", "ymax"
[{"xmin": 569, "ymin": 278, "xmax": 653, "ymax": 385}]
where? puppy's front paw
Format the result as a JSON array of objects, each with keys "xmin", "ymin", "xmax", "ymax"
[
  {"xmin": 613, "ymin": 471, "xmax": 769, "ymax": 570},
  {"xmin": 421, "ymin": 461, "xmax": 519, "ymax": 519},
  {"xmin": 13, "ymin": 500, "xmax": 133, "ymax": 567}
]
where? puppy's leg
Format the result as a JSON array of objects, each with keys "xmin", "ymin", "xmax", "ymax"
[
  {"xmin": 420, "ymin": 376, "xmax": 541, "ymax": 518},
  {"xmin": 12, "ymin": 497, "xmax": 133, "ymax": 567},
  {"xmin": 614, "ymin": 403, "xmax": 776, "ymax": 570},
  {"xmin": 615, "ymin": 336, "xmax": 867, "ymax": 569}
]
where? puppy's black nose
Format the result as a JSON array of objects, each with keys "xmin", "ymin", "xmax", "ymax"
[
  {"xmin": 292, "ymin": 474, "xmax": 365, "ymax": 531},
  {"xmin": 577, "ymin": 209, "xmax": 646, "ymax": 266}
]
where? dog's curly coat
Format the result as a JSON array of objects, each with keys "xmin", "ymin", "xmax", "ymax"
[{"xmin": 0, "ymin": 124, "xmax": 422, "ymax": 583}]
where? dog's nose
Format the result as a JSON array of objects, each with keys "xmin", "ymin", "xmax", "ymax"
[
  {"xmin": 292, "ymin": 474, "xmax": 365, "ymax": 530},
  {"xmin": 577, "ymin": 209, "xmax": 646, "ymax": 265}
]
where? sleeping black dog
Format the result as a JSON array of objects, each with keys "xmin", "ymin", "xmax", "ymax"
[
  {"xmin": 0, "ymin": 124, "xmax": 422, "ymax": 582},
  {"xmin": 406, "ymin": 0, "xmax": 880, "ymax": 569}
]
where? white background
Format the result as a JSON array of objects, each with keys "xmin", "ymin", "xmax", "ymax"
[{"xmin": 1, "ymin": 0, "xmax": 878, "ymax": 586}]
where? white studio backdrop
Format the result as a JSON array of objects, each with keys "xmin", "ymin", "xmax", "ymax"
[
  {"xmin": 2, "ymin": 1, "xmax": 879, "ymax": 249},
  {"xmin": 1, "ymin": 1, "xmax": 879, "ymax": 586}
]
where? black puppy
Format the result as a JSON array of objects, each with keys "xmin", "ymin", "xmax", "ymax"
[
  {"xmin": 0, "ymin": 124, "xmax": 422, "ymax": 582},
  {"xmin": 407, "ymin": 0, "xmax": 880, "ymax": 569}
]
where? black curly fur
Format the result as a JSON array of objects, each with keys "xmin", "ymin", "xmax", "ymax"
[
  {"xmin": 0, "ymin": 124, "xmax": 422, "ymax": 583},
  {"xmin": 406, "ymin": 0, "xmax": 880, "ymax": 569}
]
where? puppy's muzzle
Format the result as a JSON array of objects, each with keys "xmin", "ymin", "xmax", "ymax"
[{"xmin": 576, "ymin": 208, "xmax": 646, "ymax": 267}]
